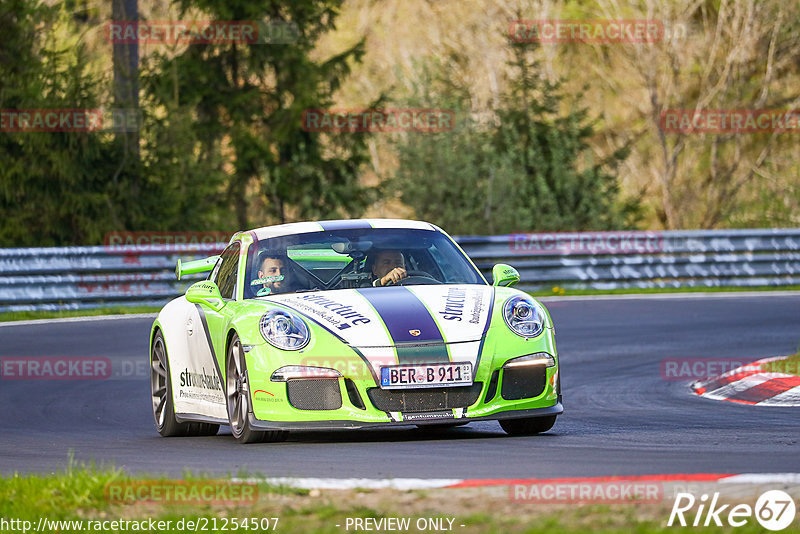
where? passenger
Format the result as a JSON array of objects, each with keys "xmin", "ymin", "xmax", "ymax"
[{"xmin": 254, "ymin": 252, "xmax": 291, "ymax": 295}]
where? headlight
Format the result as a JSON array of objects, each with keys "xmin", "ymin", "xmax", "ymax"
[
  {"xmin": 259, "ymin": 310, "xmax": 310, "ymax": 350},
  {"xmin": 502, "ymin": 296, "xmax": 545, "ymax": 338},
  {"xmin": 270, "ymin": 366, "xmax": 342, "ymax": 382},
  {"xmin": 503, "ymin": 352, "xmax": 555, "ymax": 368}
]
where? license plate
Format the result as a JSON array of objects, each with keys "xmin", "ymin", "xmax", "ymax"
[{"xmin": 380, "ymin": 363, "xmax": 472, "ymax": 389}]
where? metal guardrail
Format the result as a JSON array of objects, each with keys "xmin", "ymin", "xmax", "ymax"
[
  {"xmin": 0, "ymin": 229, "xmax": 798, "ymax": 311},
  {"xmin": 459, "ymin": 228, "xmax": 800, "ymax": 291}
]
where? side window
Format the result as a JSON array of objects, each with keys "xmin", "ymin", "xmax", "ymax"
[{"xmin": 213, "ymin": 243, "xmax": 240, "ymax": 300}]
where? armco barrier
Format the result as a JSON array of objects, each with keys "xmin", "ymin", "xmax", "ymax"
[
  {"xmin": 0, "ymin": 243, "xmax": 224, "ymax": 312},
  {"xmin": 0, "ymin": 229, "xmax": 798, "ymax": 311}
]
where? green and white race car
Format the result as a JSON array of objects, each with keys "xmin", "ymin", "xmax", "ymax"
[{"xmin": 150, "ymin": 219, "xmax": 562, "ymax": 442}]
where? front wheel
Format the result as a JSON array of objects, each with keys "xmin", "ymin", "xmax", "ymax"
[
  {"xmin": 226, "ymin": 333, "xmax": 287, "ymax": 444},
  {"xmin": 499, "ymin": 415, "xmax": 557, "ymax": 436}
]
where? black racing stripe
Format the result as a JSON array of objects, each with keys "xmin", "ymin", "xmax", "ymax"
[
  {"xmin": 356, "ymin": 286, "xmax": 449, "ymax": 364},
  {"xmin": 473, "ymin": 287, "xmax": 495, "ymax": 369}
]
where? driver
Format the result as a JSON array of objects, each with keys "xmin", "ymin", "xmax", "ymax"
[
  {"xmin": 254, "ymin": 251, "xmax": 291, "ymax": 295},
  {"xmin": 369, "ymin": 249, "xmax": 408, "ymax": 287}
]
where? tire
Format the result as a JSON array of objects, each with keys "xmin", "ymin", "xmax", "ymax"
[
  {"xmin": 499, "ymin": 415, "xmax": 557, "ymax": 436},
  {"xmin": 226, "ymin": 333, "xmax": 287, "ymax": 444},
  {"xmin": 151, "ymin": 331, "xmax": 220, "ymax": 437}
]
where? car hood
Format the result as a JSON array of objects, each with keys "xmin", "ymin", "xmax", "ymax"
[{"xmin": 264, "ymin": 284, "xmax": 495, "ymax": 350}]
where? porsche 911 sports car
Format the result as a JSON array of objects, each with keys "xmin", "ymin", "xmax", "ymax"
[{"xmin": 150, "ymin": 219, "xmax": 562, "ymax": 442}]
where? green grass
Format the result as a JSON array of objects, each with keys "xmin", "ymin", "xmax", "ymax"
[
  {"xmin": 0, "ymin": 305, "xmax": 161, "ymax": 323},
  {"xmin": 528, "ymin": 284, "xmax": 800, "ymax": 297},
  {"xmin": 763, "ymin": 350, "xmax": 800, "ymax": 376},
  {"xmin": 0, "ymin": 459, "xmax": 789, "ymax": 533}
]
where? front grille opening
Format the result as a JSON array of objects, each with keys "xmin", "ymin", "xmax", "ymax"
[
  {"xmin": 500, "ymin": 365, "xmax": 547, "ymax": 401},
  {"xmin": 344, "ymin": 378, "xmax": 366, "ymax": 410},
  {"xmin": 286, "ymin": 379, "xmax": 342, "ymax": 410},
  {"xmin": 367, "ymin": 383, "xmax": 483, "ymax": 412},
  {"xmin": 484, "ymin": 370, "xmax": 500, "ymax": 402}
]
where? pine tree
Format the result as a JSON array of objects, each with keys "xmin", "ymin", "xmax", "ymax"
[{"xmin": 143, "ymin": 0, "xmax": 375, "ymax": 229}]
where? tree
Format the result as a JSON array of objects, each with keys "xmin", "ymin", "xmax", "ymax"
[
  {"xmin": 588, "ymin": 0, "xmax": 800, "ymax": 228},
  {"xmin": 143, "ymin": 0, "xmax": 376, "ymax": 230},
  {"xmin": 0, "ymin": 0, "xmax": 131, "ymax": 245},
  {"xmin": 392, "ymin": 45, "xmax": 639, "ymax": 235}
]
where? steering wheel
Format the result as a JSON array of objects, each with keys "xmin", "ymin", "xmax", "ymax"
[{"xmin": 385, "ymin": 270, "xmax": 442, "ymax": 286}]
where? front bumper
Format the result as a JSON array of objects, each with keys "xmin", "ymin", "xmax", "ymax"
[
  {"xmin": 245, "ymin": 318, "xmax": 562, "ymax": 430},
  {"xmin": 247, "ymin": 400, "xmax": 563, "ymax": 431}
]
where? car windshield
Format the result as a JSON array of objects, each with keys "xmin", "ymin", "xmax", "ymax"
[{"xmin": 243, "ymin": 228, "xmax": 485, "ymax": 297}]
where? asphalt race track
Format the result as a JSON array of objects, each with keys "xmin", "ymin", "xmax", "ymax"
[{"xmin": 1, "ymin": 294, "xmax": 798, "ymax": 479}]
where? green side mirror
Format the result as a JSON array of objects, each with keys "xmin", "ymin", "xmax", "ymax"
[
  {"xmin": 492, "ymin": 264, "xmax": 520, "ymax": 287},
  {"xmin": 185, "ymin": 280, "xmax": 225, "ymax": 311},
  {"xmin": 176, "ymin": 255, "xmax": 219, "ymax": 281}
]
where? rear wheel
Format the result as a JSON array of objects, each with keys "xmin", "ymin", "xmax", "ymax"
[
  {"xmin": 151, "ymin": 331, "xmax": 219, "ymax": 437},
  {"xmin": 499, "ymin": 415, "xmax": 557, "ymax": 436},
  {"xmin": 226, "ymin": 333, "xmax": 287, "ymax": 444}
]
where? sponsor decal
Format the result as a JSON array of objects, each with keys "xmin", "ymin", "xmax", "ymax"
[
  {"xmin": 297, "ymin": 294, "xmax": 371, "ymax": 330},
  {"xmin": 253, "ymin": 389, "xmax": 283, "ymax": 403},
  {"xmin": 1, "ymin": 357, "xmax": 111, "ymax": 380},
  {"xmin": 105, "ymin": 480, "xmax": 257, "ymax": 505},
  {"xmin": 257, "ymin": 287, "xmax": 272, "ymax": 296},
  {"xmin": 467, "ymin": 288, "xmax": 485, "ymax": 325},
  {"xmin": 179, "ymin": 367, "xmax": 222, "ymax": 391},
  {"xmin": 439, "ymin": 287, "xmax": 466, "ymax": 321},
  {"xmin": 409, "ymin": 329, "xmax": 421, "ymax": 337},
  {"xmin": 251, "ymin": 275, "xmax": 284, "ymax": 286},
  {"xmin": 403, "ymin": 411, "xmax": 454, "ymax": 422}
]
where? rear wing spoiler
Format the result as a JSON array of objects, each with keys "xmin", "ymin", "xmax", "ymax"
[{"xmin": 176, "ymin": 256, "xmax": 219, "ymax": 281}]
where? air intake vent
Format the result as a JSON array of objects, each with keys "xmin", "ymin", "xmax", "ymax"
[
  {"xmin": 368, "ymin": 383, "xmax": 483, "ymax": 412},
  {"xmin": 501, "ymin": 366, "xmax": 546, "ymax": 401},
  {"xmin": 286, "ymin": 379, "xmax": 342, "ymax": 410}
]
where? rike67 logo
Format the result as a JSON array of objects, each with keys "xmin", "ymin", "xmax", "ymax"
[{"xmin": 668, "ymin": 490, "xmax": 796, "ymax": 531}]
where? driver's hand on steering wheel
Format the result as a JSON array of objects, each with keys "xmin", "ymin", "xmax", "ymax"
[{"xmin": 379, "ymin": 267, "xmax": 407, "ymax": 286}]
